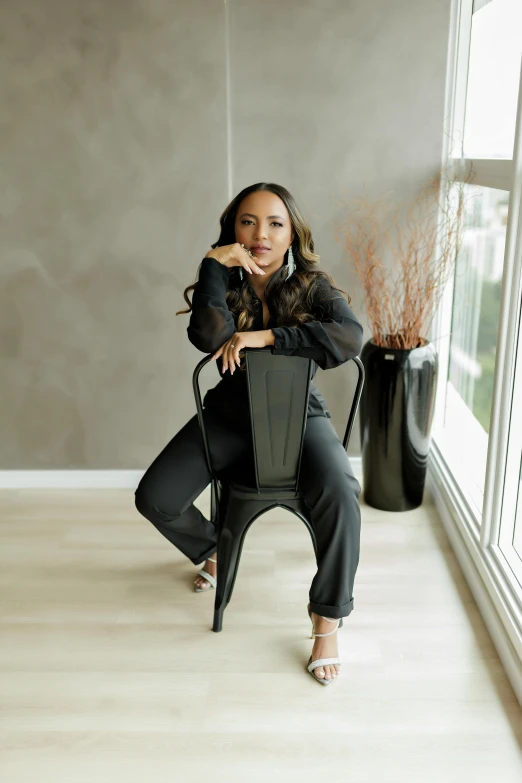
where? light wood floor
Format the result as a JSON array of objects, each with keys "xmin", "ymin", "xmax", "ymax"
[{"xmin": 1, "ymin": 487, "xmax": 521, "ymax": 783}]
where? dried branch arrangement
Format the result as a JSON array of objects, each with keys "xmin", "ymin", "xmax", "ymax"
[{"xmin": 334, "ymin": 159, "xmax": 476, "ymax": 349}]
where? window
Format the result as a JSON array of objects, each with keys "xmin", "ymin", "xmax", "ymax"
[
  {"xmin": 499, "ymin": 298, "xmax": 522, "ymax": 590},
  {"xmin": 463, "ymin": 0, "xmax": 522, "ymax": 158},
  {"xmin": 437, "ymin": 185, "xmax": 509, "ymax": 511},
  {"xmin": 448, "ymin": 185, "xmax": 508, "ymax": 434},
  {"xmin": 431, "ymin": 0, "xmax": 522, "ymax": 644}
]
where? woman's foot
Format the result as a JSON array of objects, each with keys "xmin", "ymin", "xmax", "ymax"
[
  {"xmin": 194, "ymin": 553, "xmax": 217, "ymax": 590},
  {"xmin": 310, "ymin": 610, "xmax": 341, "ymax": 682}
]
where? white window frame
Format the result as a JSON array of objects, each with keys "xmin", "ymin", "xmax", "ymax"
[{"xmin": 429, "ymin": 0, "xmax": 522, "ymax": 663}]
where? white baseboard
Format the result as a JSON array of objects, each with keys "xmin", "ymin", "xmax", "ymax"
[
  {"xmin": 0, "ymin": 458, "xmax": 363, "ymax": 489},
  {"xmin": 351, "ymin": 456, "xmax": 363, "ymax": 480},
  {"xmin": 0, "ymin": 471, "xmax": 145, "ymax": 489}
]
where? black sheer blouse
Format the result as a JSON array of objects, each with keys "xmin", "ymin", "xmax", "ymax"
[{"xmin": 187, "ymin": 256, "xmax": 364, "ymax": 424}]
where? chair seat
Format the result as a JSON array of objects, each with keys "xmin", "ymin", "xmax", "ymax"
[{"xmin": 226, "ymin": 481, "xmax": 301, "ymax": 501}]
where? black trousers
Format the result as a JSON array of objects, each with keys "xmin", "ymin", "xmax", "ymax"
[{"xmin": 134, "ymin": 408, "xmax": 362, "ymax": 620}]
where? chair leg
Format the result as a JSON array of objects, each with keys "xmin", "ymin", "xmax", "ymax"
[
  {"xmin": 212, "ymin": 530, "xmax": 228, "ymax": 632},
  {"xmin": 212, "ymin": 527, "xmax": 242, "ymax": 632},
  {"xmin": 212, "ymin": 494, "xmax": 253, "ymax": 632},
  {"xmin": 212, "ymin": 605, "xmax": 224, "ymax": 633}
]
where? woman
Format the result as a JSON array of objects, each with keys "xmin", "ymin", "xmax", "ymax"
[{"xmin": 134, "ymin": 183, "xmax": 364, "ymax": 685}]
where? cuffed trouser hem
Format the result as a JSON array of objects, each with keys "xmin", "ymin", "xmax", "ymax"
[
  {"xmin": 192, "ymin": 542, "xmax": 218, "ymax": 567},
  {"xmin": 309, "ymin": 598, "xmax": 354, "ymax": 620}
]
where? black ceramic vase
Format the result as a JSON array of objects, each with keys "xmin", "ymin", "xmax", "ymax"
[{"xmin": 359, "ymin": 339, "xmax": 439, "ymax": 511}]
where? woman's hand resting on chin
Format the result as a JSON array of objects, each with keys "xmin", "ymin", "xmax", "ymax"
[{"xmin": 211, "ymin": 330, "xmax": 276, "ymax": 374}]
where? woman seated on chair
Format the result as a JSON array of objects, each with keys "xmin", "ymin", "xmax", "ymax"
[{"xmin": 134, "ymin": 182, "xmax": 364, "ymax": 686}]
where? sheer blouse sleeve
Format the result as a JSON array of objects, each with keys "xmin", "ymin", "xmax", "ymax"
[
  {"xmin": 186, "ymin": 258, "xmax": 364, "ymax": 368},
  {"xmin": 270, "ymin": 279, "xmax": 364, "ymax": 370},
  {"xmin": 186, "ymin": 257, "xmax": 236, "ymax": 353}
]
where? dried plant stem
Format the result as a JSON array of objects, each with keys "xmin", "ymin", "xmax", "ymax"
[{"xmin": 334, "ymin": 159, "xmax": 476, "ymax": 349}]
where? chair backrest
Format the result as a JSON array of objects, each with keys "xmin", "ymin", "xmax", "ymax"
[
  {"xmin": 245, "ymin": 349, "xmax": 312, "ymax": 491},
  {"xmin": 192, "ymin": 349, "xmax": 365, "ymax": 494}
]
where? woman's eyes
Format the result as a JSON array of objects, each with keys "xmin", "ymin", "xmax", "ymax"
[{"xmin": 240, "ymin": 220, "xmax": 283, "ymax": 227}]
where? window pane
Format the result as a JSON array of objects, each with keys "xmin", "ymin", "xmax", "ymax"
[
  {"xmin": 514, "ymin": 460, "xmax": 522, "ymax": 560},
  {"xmin": 437, "ymin": 185, "xmax": 509, "ymax": 509},
  {"xmin": 463, "ymin": 0, "xmax": 522, "ymax": 159},
  {"xmin": 449, "ymin": 185, "xmax": 508, "ymax": 432},
  {"xmin": 500, "ymin": 297, "xmax": 522, "ymax": 575}
]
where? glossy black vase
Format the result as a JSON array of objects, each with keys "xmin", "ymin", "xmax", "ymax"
[{"xmin": 359, "ymin": 339, "xmax": 438, "ymax": 511}]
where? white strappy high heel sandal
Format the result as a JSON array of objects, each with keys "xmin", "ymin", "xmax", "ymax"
[
  {"xmin": 307, "ymin": 603, "xmax": 343, "ymax": 686},
  {"xmin": 194, "ymin": 556, "xmax": 217, "ymax": 592}
]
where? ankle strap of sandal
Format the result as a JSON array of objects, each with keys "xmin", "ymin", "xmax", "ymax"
[
  {"xmin": 313, "ymin": 617, "xmax": 340, "ymax": 637},
  {"xmin": 313, "ymin": 626, "xmax": 339, "ymax": 637}
]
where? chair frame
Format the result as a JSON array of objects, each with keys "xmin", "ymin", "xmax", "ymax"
[{"xmin": 192, "ymin": 349, "xmax": 365, "ymax": 629}]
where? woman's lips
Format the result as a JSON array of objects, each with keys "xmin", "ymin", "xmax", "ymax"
[{"xmin": 251, "ymin": 247, "xmax": 270, "ymax": 254}]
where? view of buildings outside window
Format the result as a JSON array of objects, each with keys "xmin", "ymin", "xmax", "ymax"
[{"xmin": 448, "ymin": 185, "xmax": 509, "ymax": 432}]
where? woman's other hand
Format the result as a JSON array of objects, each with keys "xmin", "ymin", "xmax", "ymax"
[
  {"xmin": 211, "ymin": 330, "xmax": 275, "ymax": 374},
  {"xmin": 205, "ymin": 243, "xmax": 268, "ymax": 277}
]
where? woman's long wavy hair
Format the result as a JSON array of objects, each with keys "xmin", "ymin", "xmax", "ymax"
[{"xmin": 176, "ymin": 182, "xmax": 351, "ymax": 330}]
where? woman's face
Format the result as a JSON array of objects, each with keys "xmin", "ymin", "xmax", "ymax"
[{"xmin": 234, "ymin": 191, "xmax": 295, "ymax": 274}]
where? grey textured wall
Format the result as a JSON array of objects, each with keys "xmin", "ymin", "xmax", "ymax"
[{"xmin": 0, "ymin": 0, "xmax": 450, "ymax": 469}]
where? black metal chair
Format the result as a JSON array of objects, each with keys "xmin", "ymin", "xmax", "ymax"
[{"xmin": 193, "ymin": 348, "xmax": 365, "ymax": 632}]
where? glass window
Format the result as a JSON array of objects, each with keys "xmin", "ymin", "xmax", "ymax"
[
  {"xmin": 514, "ymin": 461, "xmax": 522, "ymax": 559},
  {"xmin": 463, "ymin": 0, "xmax": 522, "ymax": 159},
  {"xmin": 449, "ymin": 185, "xmax": 508, "ymax": 432},
  {"xmin": 438, "ymin": 185, "xmax": 509, "ymax": 510},
  {"xmin": 499, "ymin": 299, "xmax": 522, "ymax": 585}
]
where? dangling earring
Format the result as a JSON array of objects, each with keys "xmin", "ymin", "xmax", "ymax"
[{"xmin": 286, "ymin": 244, "xmax": 295, "ymax": 280}]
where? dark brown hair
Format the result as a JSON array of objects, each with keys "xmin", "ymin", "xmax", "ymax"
[{"xmin": 176, "ymin": 182, "xmax": 351, "ymax": 330}]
